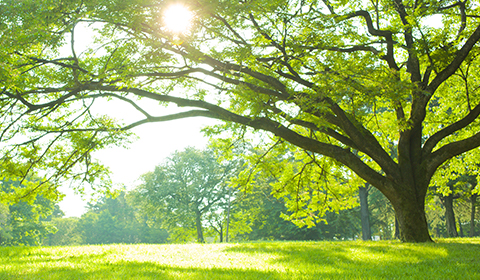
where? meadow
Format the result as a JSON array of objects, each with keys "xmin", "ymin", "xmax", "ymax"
[{"xmin": 1, "ymin": 238, "xmax": 479, "ymax": 280}]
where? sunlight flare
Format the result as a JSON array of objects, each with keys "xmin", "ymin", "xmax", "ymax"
[{"xmin": 163, "ymin": 4, "xmax": 194, "ymax": 34}]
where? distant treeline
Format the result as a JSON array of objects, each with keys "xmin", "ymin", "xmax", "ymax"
[
  {"xmin": 1, "ymin": 187, "xmax": 478, "ymax": 246},
  {"xmin": 1, "ymin": 147, "xmax": 479, "ymax": 246}
]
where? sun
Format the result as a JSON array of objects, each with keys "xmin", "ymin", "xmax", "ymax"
[{"xmin": 163, "ymin": 4, "xmax": 194, "ymax": 34}]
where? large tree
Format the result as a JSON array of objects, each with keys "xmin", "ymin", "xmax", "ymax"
[{"xmin": 2, "ymin": 0, "xmax": 480, "ymax": 241}]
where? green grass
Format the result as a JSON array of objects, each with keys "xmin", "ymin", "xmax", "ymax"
[{"xmin": 1, "ymin": 238, "xmax": 479, "ymax": 279}]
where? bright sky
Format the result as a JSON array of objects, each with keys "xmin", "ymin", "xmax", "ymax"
[
  {"xmin": 57, "ymin": 4, "xmax": 212, "ymax": 217},
  {"xmin": 58, "ymin": 110, "xmax": 219, "ymax": 217}
]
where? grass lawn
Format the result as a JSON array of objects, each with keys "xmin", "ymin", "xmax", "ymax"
[{"xmin": 0, "ymin": 238, "xmax": 478, "ymax": 279}]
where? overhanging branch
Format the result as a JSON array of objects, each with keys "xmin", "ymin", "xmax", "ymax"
[{"xmin": 82, "ymin": 83, "xmax": 391, "ymax": 193}]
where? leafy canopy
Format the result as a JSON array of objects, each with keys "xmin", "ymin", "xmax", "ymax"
[{"xmin": 2, "ymin": 0, "xmax": 480, "ymax": 241}]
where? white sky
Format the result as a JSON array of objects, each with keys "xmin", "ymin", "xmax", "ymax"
[
  {"xmin": 58, "ymin": 112, "xmax": 219, "ymax": 217},
  {"xmin": 57, "ymin": 96, "xmax": 221, "ymax": 217}
]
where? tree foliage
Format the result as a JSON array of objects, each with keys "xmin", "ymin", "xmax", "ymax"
[
  {"xmin": 2, "ymin": 0, "xmax": 480, "ymax": 241},
  {"xmin": 132, "ymin": 147, "xmax": 240, "ymax": 243},
  {"xmin": 0, "ymin": 180, "xmax": 59, "ymax": 246},
  {"xmin": 77, "ymin": 191, "xmax": 168, "ymax": 244},
  {"xmin": 45, "ymin": 217, "xmax": 83, "ymax": 246}
]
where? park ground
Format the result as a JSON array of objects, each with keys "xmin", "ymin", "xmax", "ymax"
[{"xmin": 1, "ymin": 238, "xmax": 479, "ymax": 280}]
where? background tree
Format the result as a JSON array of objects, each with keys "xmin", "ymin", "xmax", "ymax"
[
  {"xmin": 359, "ymin": 185, "xmax": 372, "ymax": 241},
  {"xmin": 45, "ymin": 217, "xmax": 83, "ymax": 246},
  {"xmin": 75, "ymin": 191, "xmax": 168, "ymax": 244},
  {"xmin": 368, "ymin": 187, "xmax": 396, "ymax": 240},
  {"xmin": 238, "ymin": 182, "xmax": 361, "ymax": 241},
  {"xmin": 0, "ymin": 202, "xmax": 11, "ymax": 245},
  {"xmin": 425, "ymin": 195, "xmax": 447, "ymax": 238},
  {"xmin": 430, "ymin": 150, "xmax": 480, "ymax": 237},
  {"xmin": 0, "ymin": 179, "xmax": 59, "ymax": 246},
  {"xmin": 439, "ymin": 182, "xmax": 460, "ymax": 237},
  {"xmin": 3, "ymin": 0, "xmax": 480, "ymax": 242},
  {"xmin": 1, "ymin": 197, "xmax": 58, "ymax": 246},
  {"xmin": 133, "ymin": 147, "xmax": 238, "ymax": 243},
  {"xmin": 468, "ymin": 181, "xmax": 478, "ymax": 237},
  {"xmin": 448, "ymin": 176, "xmax": 479, "ymax": 237}
]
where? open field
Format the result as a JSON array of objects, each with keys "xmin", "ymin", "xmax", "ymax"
[{"xmin": 1, "ymin": 238, "xmax": 479, "ymax": 280}]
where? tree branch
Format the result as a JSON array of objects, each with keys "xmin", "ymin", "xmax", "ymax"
[
  {"xmin": 342, "ymin": 10, "xmax": 399, "ymax": 70},
  {"xmin": 427, "ymin": 23, "xmax": 480, "ymax": 94},
  {"xmin": 84, "ymin": 83, "xmax": 391, "ymax": 193},
  {"xmin": 423, "ymin": 102, "xmax": 480, "ymax": 156},
  {"xmin": 426, "ymin": 132, "xmax": 480, "ymax": 179},
  {"xmin": 393, "ymin": 0, "xmax": 421, "ymax": 82}
]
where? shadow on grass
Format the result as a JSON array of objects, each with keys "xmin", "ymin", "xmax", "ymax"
[{"xmin": 221, "ymin": 240, "xmax": 480, "ymax": 279}]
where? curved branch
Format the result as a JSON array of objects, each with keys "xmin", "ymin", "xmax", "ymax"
[
  {"xmin": 2, "ymin": 87, "xmax": 84, "ymax": 112},
  {"xmin": 95, "ymin": 83, "xmax": 393, "ymax": 174},
  {"xmin": 426, "ymin": 132, "xmax": 480, "ymax": 179},
  {"xmin": 121, "ymin": 110, "xmax": 216, "ymax": 130},
  {"xmin": 141, "ymin": 68, "xmax": 286, "ymax": 99},
  {"xmin": 342, "ymin": 10, "xmax": 399, "ymax": 70},
  {"xmin": 326, "ymin": 100, "xmax": 399, "ymax": 177},
  {"xmin": 438, "ymin": 1, "xmax": 467, "ymax": 36},
  {"xmin": 427, "ymin": 23, "xmax": 480, "ymax": 94},
  {"xmin": 423, "ymin": 102, "xmax": 480, "ymax": 156},
  {"xmin": 87, "ymin": 84, "xmax": 393, "ymax": 194}
]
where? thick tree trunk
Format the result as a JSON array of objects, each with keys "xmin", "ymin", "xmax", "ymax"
[
  {"xmin": 442, "ymin": 194, "xmax": 458, "ymax": 238},
  {"xmin": 195, "ymin": 211, "xmax": 204, "ymax": 243},
  {"xmin": 389, "ymin": 191, "xmax": 433, "ymax": 242},
  {"xmin": 359, "ymin": 186, "xmax": 371, "ymax": 241},
  {"xmin": 470, "ymin": 194, "xmax": 477, "ymax": 237}
]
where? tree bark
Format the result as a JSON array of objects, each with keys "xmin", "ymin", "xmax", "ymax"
[
  {"xmin": 225, "ymin": 189, "xmax": 231, "ymax": 243},
  {"xmin": 458, "ymin": 217, "xmax": 464, "ymax": 237},
  {"xmin": 389, "ymin": 189, "xmax": 433, "ymax": 242},
  {"xmin": 359, "ymin": 186, "xmax": 371, "ymax": 241},
  {"xmin": 394, "ymin": 216, "xmax": 400, "ymax": 240},
  {"xmin": 219, "ymin": 225, "xmax": 223, "ymax": 243},
  {"xmin": 441, "ymin": 194, "xmax": 459, "ymax": 238},
  {"xmin": 471, "ymin": 194, "xmax": 477, "ymax": 237},
  {"xmin": 195, "ymin": 210, "xmax": 205, "ymax": 243},
  {"xmin": 211, "ymin": 224, "xmax": 223, "ymax": 242}
]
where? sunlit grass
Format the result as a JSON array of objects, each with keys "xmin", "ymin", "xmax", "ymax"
[{"xmin": 1, "ymin": 238, "xmax": 479, "ymax": 279}]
